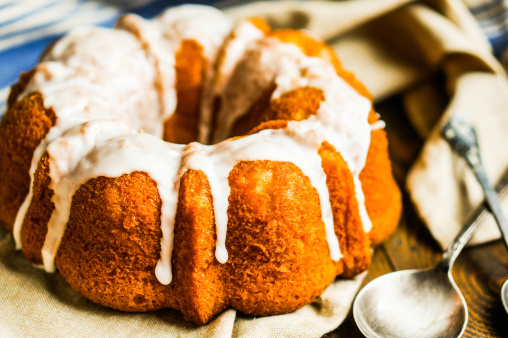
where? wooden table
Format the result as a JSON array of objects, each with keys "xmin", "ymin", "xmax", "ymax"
[{"xmin": 332, "ymin": 96, "xmax": 508, "ymax": 337}]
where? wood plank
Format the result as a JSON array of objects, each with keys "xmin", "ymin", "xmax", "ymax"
[
  {"xmin": 382, "ymin": 192, "xmax": 442, "ymax": 271},
  {"xmin": 362, "ymin": 244, "xmax": 397, "ymax": 286},
  {"xmin": 455, "ymin": 241, "xmax": 508, "ymax": 337}
]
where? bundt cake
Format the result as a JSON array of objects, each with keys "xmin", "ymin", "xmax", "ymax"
[{"xmin": 0, "ymin": 4, "xmax": 401, "ymax": 325}]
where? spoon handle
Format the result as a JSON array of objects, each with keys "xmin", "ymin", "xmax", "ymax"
[
  {"xmin": 442, "ymin": 116, "xmax": 508, "ymax": 249},
  {"xmin": 469, "ymin": 157, "xmax": 508, "ymax": 248},
  {"xmin": 439, "ymin": 116, "xmax": 508, "ymax": 271},
  {"xmin": 436, "ymin": 168, "xmax": 508, "ymax": 271}
]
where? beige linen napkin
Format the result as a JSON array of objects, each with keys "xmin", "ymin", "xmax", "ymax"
[{"xmin": 2, "ymin": 0, "xmax": 507, "ymax": 336}]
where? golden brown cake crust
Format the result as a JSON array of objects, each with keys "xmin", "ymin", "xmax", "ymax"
[
  {"xmin": 360, "ymin": 129, "xmax": 402, "ymax": 246},
  {"xmin": 21, "ymin": 152, "xmax": 53, "ymax": 263},
  {"xmin": 0, "ymin": 92, "xmax": 56, "ymax": 232},
  {"xmin": 319, "ymin": 142, "xmax": 372, "ymax": 278},
  {"xmin": 172, "ymin": 169, "xmax": 227, "ymax": 324},
  {"xmin": 226, "ymin": 160, "xmax": 341, "ymax": 316},
  {"xmin": 163, "ymin": 39, "xmax": 204, "ymax": 144},
  {"xmin": 56, "ymin": 171, "xmax": 178, "ymax": 312}
]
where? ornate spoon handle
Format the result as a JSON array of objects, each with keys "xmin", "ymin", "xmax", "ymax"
[{"xmin": 440, "ymin": 116, "xmax": 508, "ymax": 267}]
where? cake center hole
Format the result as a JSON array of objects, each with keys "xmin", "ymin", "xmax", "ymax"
[{"xmin": 161, "ymin": 83, "xmax": 277, "ymax": 146}]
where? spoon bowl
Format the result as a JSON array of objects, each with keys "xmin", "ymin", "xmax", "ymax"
[
  {"xmin": 354, "ymin": 268, "xmax": 467, "ymax": 338},
  {"xmin": 502, "ymin": 279, "xmax": 508, "ymax": 313}
]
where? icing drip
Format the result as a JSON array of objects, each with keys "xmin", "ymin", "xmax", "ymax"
[
  {"xmin": 13, "ymin": 26, "xmax": 159, "ymax": 248},
  {"xmin": 371, "ymin": 119, "xmax": 386, "ymax": 130},
  {"xmin": 179, "ymin": 126, "xmax": 341, "ymax": 263},
  {"xmin": 155, "ymin": 5, "xmax": 232, "ymax": 62},
  {"xmin": 198, "ymin": 20, "xmax": 266, "ymax": 144},
  {"xmin": 37, "ymin": 125, "xmax": 342, "ymax": 284},
  {"xmin": 53, "ymin": 133, "xmax": 185, "ymax": 285},
  {"xmin": 116, "ymin": 14, "xmax": 177, "ymax": 135},
  {"xmin": 211, "ymin": 38, "xmax": 296, "ymax": 144},
  {"xmin": 42, "ymin": 120, "xmax": 132, "ymax": 272},
  {"xmin": 155, "ymin": 5, "xmax": 233, "ymax": 146},
  {"xmin": 271, "ymin": 54, "xmax": 373, "ymax": 232},
  {"xmin": 211, "ymin": 36, "xmax": 374, "ymax": 232},
  {"xmin": 11, "ymin": 5, "xmax": 381, "ymax": 286}
]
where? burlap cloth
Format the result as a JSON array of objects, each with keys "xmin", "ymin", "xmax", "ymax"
[{"xmin": 2, "ymin": 0, "xmax": 508, "ymax": 336}]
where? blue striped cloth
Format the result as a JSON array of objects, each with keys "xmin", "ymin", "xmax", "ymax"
[
  {"xmin": 0, "ymin": 0, "xmax": 223, "ymax": 115},
  {"xmin": 0, "ymin": 0, "xmax": 507, "ymax": 116},
  {"xmin": 468, "ymin": 0, "xmax": 508, "ymax": 60}
]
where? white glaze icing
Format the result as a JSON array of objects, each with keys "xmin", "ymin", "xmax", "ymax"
[
  {"xmin": 209, "ymin": 35, "xmax": 374, "ymax": 231},
  {"xmin": 155, "ymin": 4, "xmax": 233, "ymax": 146},
  {"xmin": 42, "ymin": 120, "xmax": 132, "ymax": 272},
  {"xmin": 42, "ymin": 125, "xmax": 341, "ymax": 283},
  {"xmin": 271, "ymin": 54, "xmax": 373, "ymax": 232},
  {"xmin": 211, "ymin": 37, "xmax": 296, "ymax": 143},
  {"xmin": 11, "ymin": 4, "xmax": 381, "ymax": 285},
  {"xmin": 116, "ymin": 14, "xmax": 177, "ymax": 135},
  {"xmin": 13, "ymin": 26, "xmax": 158, "ymax": 247},
  {"xmin": 198, "ymin": 19, "xmax": 266, "ymax": 144},
  {"xmin": 178, "ymin": 126, "xmax": 340, "ymax": 264},
  {"xmin": 50, "ymin": 132, "xmax": 185, "ymax": 285},
  {"xmin": 41, "ymin": 27, "xmax": 161, "ymax": 136},
  {"xmin": 155, "ymin": 5, "xmax": 232, "ymax": 62}
]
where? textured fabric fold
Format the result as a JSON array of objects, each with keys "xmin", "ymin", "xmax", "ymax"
[{"xmin": 407, "ymin": 72, "xmax": 508, "ymax": 249}]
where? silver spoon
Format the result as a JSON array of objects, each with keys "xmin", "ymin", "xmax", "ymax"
[
  {"xmin": 353, "ymin": 116, "xmax": 508, "ymax": 338},
  {"xmin": 353, "ymin": 174, "xmax": 508, "ymax": 338},
  {"xmin": 442, "ymin": 115, "xmax": 508, "ymax": 315}
]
